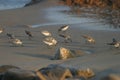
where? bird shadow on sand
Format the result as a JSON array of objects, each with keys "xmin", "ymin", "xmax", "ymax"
[{"xmin": 15, "ymin": 52, "xmax": 52, "ymax": 59}]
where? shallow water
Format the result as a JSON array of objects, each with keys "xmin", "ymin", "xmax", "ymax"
[
  {"xmin": 32, "ymin": 6, "xmax": 120, "ymax": 31},
  {"xmin": 0, "ymin": 0, "xmax": 30, "ymax": 10}
]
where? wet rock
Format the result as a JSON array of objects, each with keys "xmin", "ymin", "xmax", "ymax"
[
  {"xmin": 37, "ymin": 64, "xmax": 95, "ymax": 80},
  {"xmin": 0, "ymin": 65, "xmax": 20, "ymax": 73},
  {"xmin": 2, "ymin": 68, "xmax": 38, "ymax": 80},
  {"xmin": 76, "ymin": 68, "xmax": 95, "ymax": 79},
  {"xmin": 53, "ymin": 47, "xmax": 75, "ymax": 60},
  {"xmin": 53, "ymin": 47, "xmax": 80, "ymax": 60},
  {"xmin": 0, "ymin": 65, "xmax": 20, "ymax": 80},
  {"xmin": 38, "ymin": 64, "xmax": 73, "ymax": 80},
  {"xmin": 69, "ymin": 68, "xmax": 95, "ymax": 79},
  {"xmin": 61, "ymin": 0, "xmax": 120, "ymax": 9},
  {"xmin": 36, "ymin": 71, "xmax": 46, "ymax": 80}
]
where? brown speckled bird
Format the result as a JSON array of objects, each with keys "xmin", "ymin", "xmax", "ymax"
[{"xmin": 25, "ymin": 30, "xmax": 33, "ymax": 39}]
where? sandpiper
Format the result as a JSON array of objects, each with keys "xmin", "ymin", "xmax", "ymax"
[
  {"xmin": 6, "ymin": 33, "xmax": 15, "ymax": 39},
  {"xmin": 41, "ymin": 30, "xmax": 52, "ymax": 37},
  {"xmin": 107, "ymin": 38, "xmax": 120, "ymax": 48},
  {"xmin": 10, "ymin": 38, "xmax": 23, "ymax": 46},
  {"xmin": 0, "ymin": 28, "xmax": 4, "ymax": 34},
  {"xmin": 81, "ymin": 35, "xmax": 95, "ymax": 44},
  {"xmin": 25, "ymin": 30, "xmax": 33, "ymax": 39},
  {"xmin": 58, "ymin": 25, "xmax": 69, "ymax": 32},
  {"xmin": 43, "ymin": 37, "xmax": 57, "ymax": 48},
  {"xmin": 59, "ymin": 33, "xmax": 72, "ymax": 43}
]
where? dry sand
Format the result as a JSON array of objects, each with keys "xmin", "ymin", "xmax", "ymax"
[{"xmin": 0, "ymin": 0, "xmax": 120, "ymax": 79}]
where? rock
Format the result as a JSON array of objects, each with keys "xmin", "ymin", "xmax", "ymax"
[
  {"xmin": 0, "ymin": 65, "xmax": 20, "ymax": 80},
  {"xmin": 61, "ymin": 0, "xmax": 120, "ymax": 9},
  {"xmin": 53, "ymin": 47, "xmax": 84, "ymax": 60},
  {"xmin": 53, "ymin": 47, "xmax": 76, "ymax": 60},
  {"xmin": 0, "ymin": 65, "xmax": 20, "ymax": 73},
  {"xmin": 76, "ymin": 68, "xmax": 95, "ymax": 79},
  {"xmin": 69, "ymin": 68, "xmax": 95, "ymax": 79},
  {"xmin": 2, "ymin": 68, "xmax": 38, "ymax": 80},
  {"xmin": 36, "ymin": 71, "xmax": 46, "ymax": 80},
  {"xmin": 37, "ymin": 64, "xmax": 73, "ymax": 80}
]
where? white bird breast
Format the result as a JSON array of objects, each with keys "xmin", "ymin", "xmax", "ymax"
[
  {"xmin": 41, "ymin": 30, "xmax": 51, "ymax": 36},
  {"xmin": 13, "ymin": 39, "xmax": 22, "ymax": 45},
  {"xmin": 62, "ymin": 25, "xmax": 69, "ymax": 31},
  {"xmin": 43, "ymin": 37, "xmax": 57, "ymax": 46},
  {"xmin": 114, "ymin": 43, "xmax": 120, "ymax": 48},
  {"xmin": 0, "ymin": 30, "xmax": 3, "ymax": 33}
]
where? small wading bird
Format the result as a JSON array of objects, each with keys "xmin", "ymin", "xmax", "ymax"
[
  {"xmin": 81, "ymin": 35, "xmax": 95, "ymax": 44},
  {"xmin": 41, "ymin": 30, "xmax": 52, "ymax": 37},
  {"xmin": 6, "ymin": 33, "xmax": 15, "ymax": 39},
  {"xmin": 59, "ymin": 34, "xmax": 72, "ymax": 43},
  {"xmin": 107, "ymin": 38, "xmax": 120, "ymax": 48},
  {"xmin": 25, "ymin": 30, "xmax": 33, "ymax": 39},
  {"xmin": 58, "ymin": 25, "xmax": 69, "ymax": 33},
  {"xmin": 43, "ymin": 37, "xmax": 57, "ymax": 48},
  {"xmin": 0, "ymin": 27, "xmax": 4, "ymax": 34},
  {"xmin": 10, "ymin": 38, "xmax": 23, "ymax": 46}
]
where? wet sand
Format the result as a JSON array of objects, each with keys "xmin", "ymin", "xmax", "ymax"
[{"xmin": 0, "ymin": 0, "xmax": 120, "ymax": 79}]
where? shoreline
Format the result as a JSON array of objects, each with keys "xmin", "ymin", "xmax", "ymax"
[
  {"xmin": 0, "ymin": 0, "xmax": 120, "ymax": 79},
  {"xmin": 0, "ymin": 0, "xmax": 59, "ymax": 26}
]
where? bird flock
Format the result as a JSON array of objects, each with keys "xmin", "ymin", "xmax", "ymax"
[{"xmin": 0, "ymin": 25, "xmax": 120, "ymax": 48}]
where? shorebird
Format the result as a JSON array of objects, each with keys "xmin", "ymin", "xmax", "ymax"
[
  {"xmin": 81, "ymin": 35, "xmax": 95, "ymax": 44},
  {"xmin": 10, "ymin": 38, "xmax": 23, "ymax": 46},
  {"xmin": 25, "ymin": 30, "xmax": 33, "ymax": 39},
  {"xmin": 43, "ymin": 37, "xmax": 57, "ymax": 48},
  {"xmin": 107, "ymin": 38, "xmax": 120, "ymax": 48},
  {"xmin": 59, "ymin": 34, "xmax": 72, "ymax": 43},
  {"xmin": 6, "ymin": 33, "xmax": 15, "ymax": 39},
  {"xmin": 58, "ymin": 25, "xmax": 69, "ymax": 33},
  {"xmin": 0, "ymin": 28, "xmax": 4, "ymax": 34},
  {"xmin": 41, "ymin": 30, "xmax": 52, "ymax": 37}
]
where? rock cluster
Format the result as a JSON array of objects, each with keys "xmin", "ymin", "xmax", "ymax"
[
  {"xmin": 0, "ymin": 65, "xmax": 95, "ymax": 80},
  {"xmin": 0, "ymin": 65, "xmax": 120, "ymax": 80},
  {"xmin": 60, "ymin": 0, "xmax": 120, "ymax": 9},
  {"xmin": 60, "ymin": 0, "xmax": 120, "ymax": 28},
  {"xmin": 0, "ymin": 65, "xmax": 38, "ymax": 80}
]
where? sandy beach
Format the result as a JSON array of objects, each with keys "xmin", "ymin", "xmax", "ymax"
[{"xmin": 0, "ymin": 0, "xmax": 120, "ymax": 79}]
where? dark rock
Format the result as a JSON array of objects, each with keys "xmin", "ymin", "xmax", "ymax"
[
  {"xmin": 38, "ymin": 64, "xmax": 73, "ymax": 80},
  {"xmin": 0, "ymin": 65, "xmax": 20, "ymax": 73},
  {"xmin": 53, "ymin": 47, "xmax": 75, "ymax": 60},
  {"xmin": 2, "ymin": 68, "xmax": 38, "ymax": 80},
  {"xmin": 53, "ymin": 47, "xmax": 84, "ymax": 60},
  {"xmin": 69, "ymin": 68, "xmax": 95, "ymax": 79}
]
